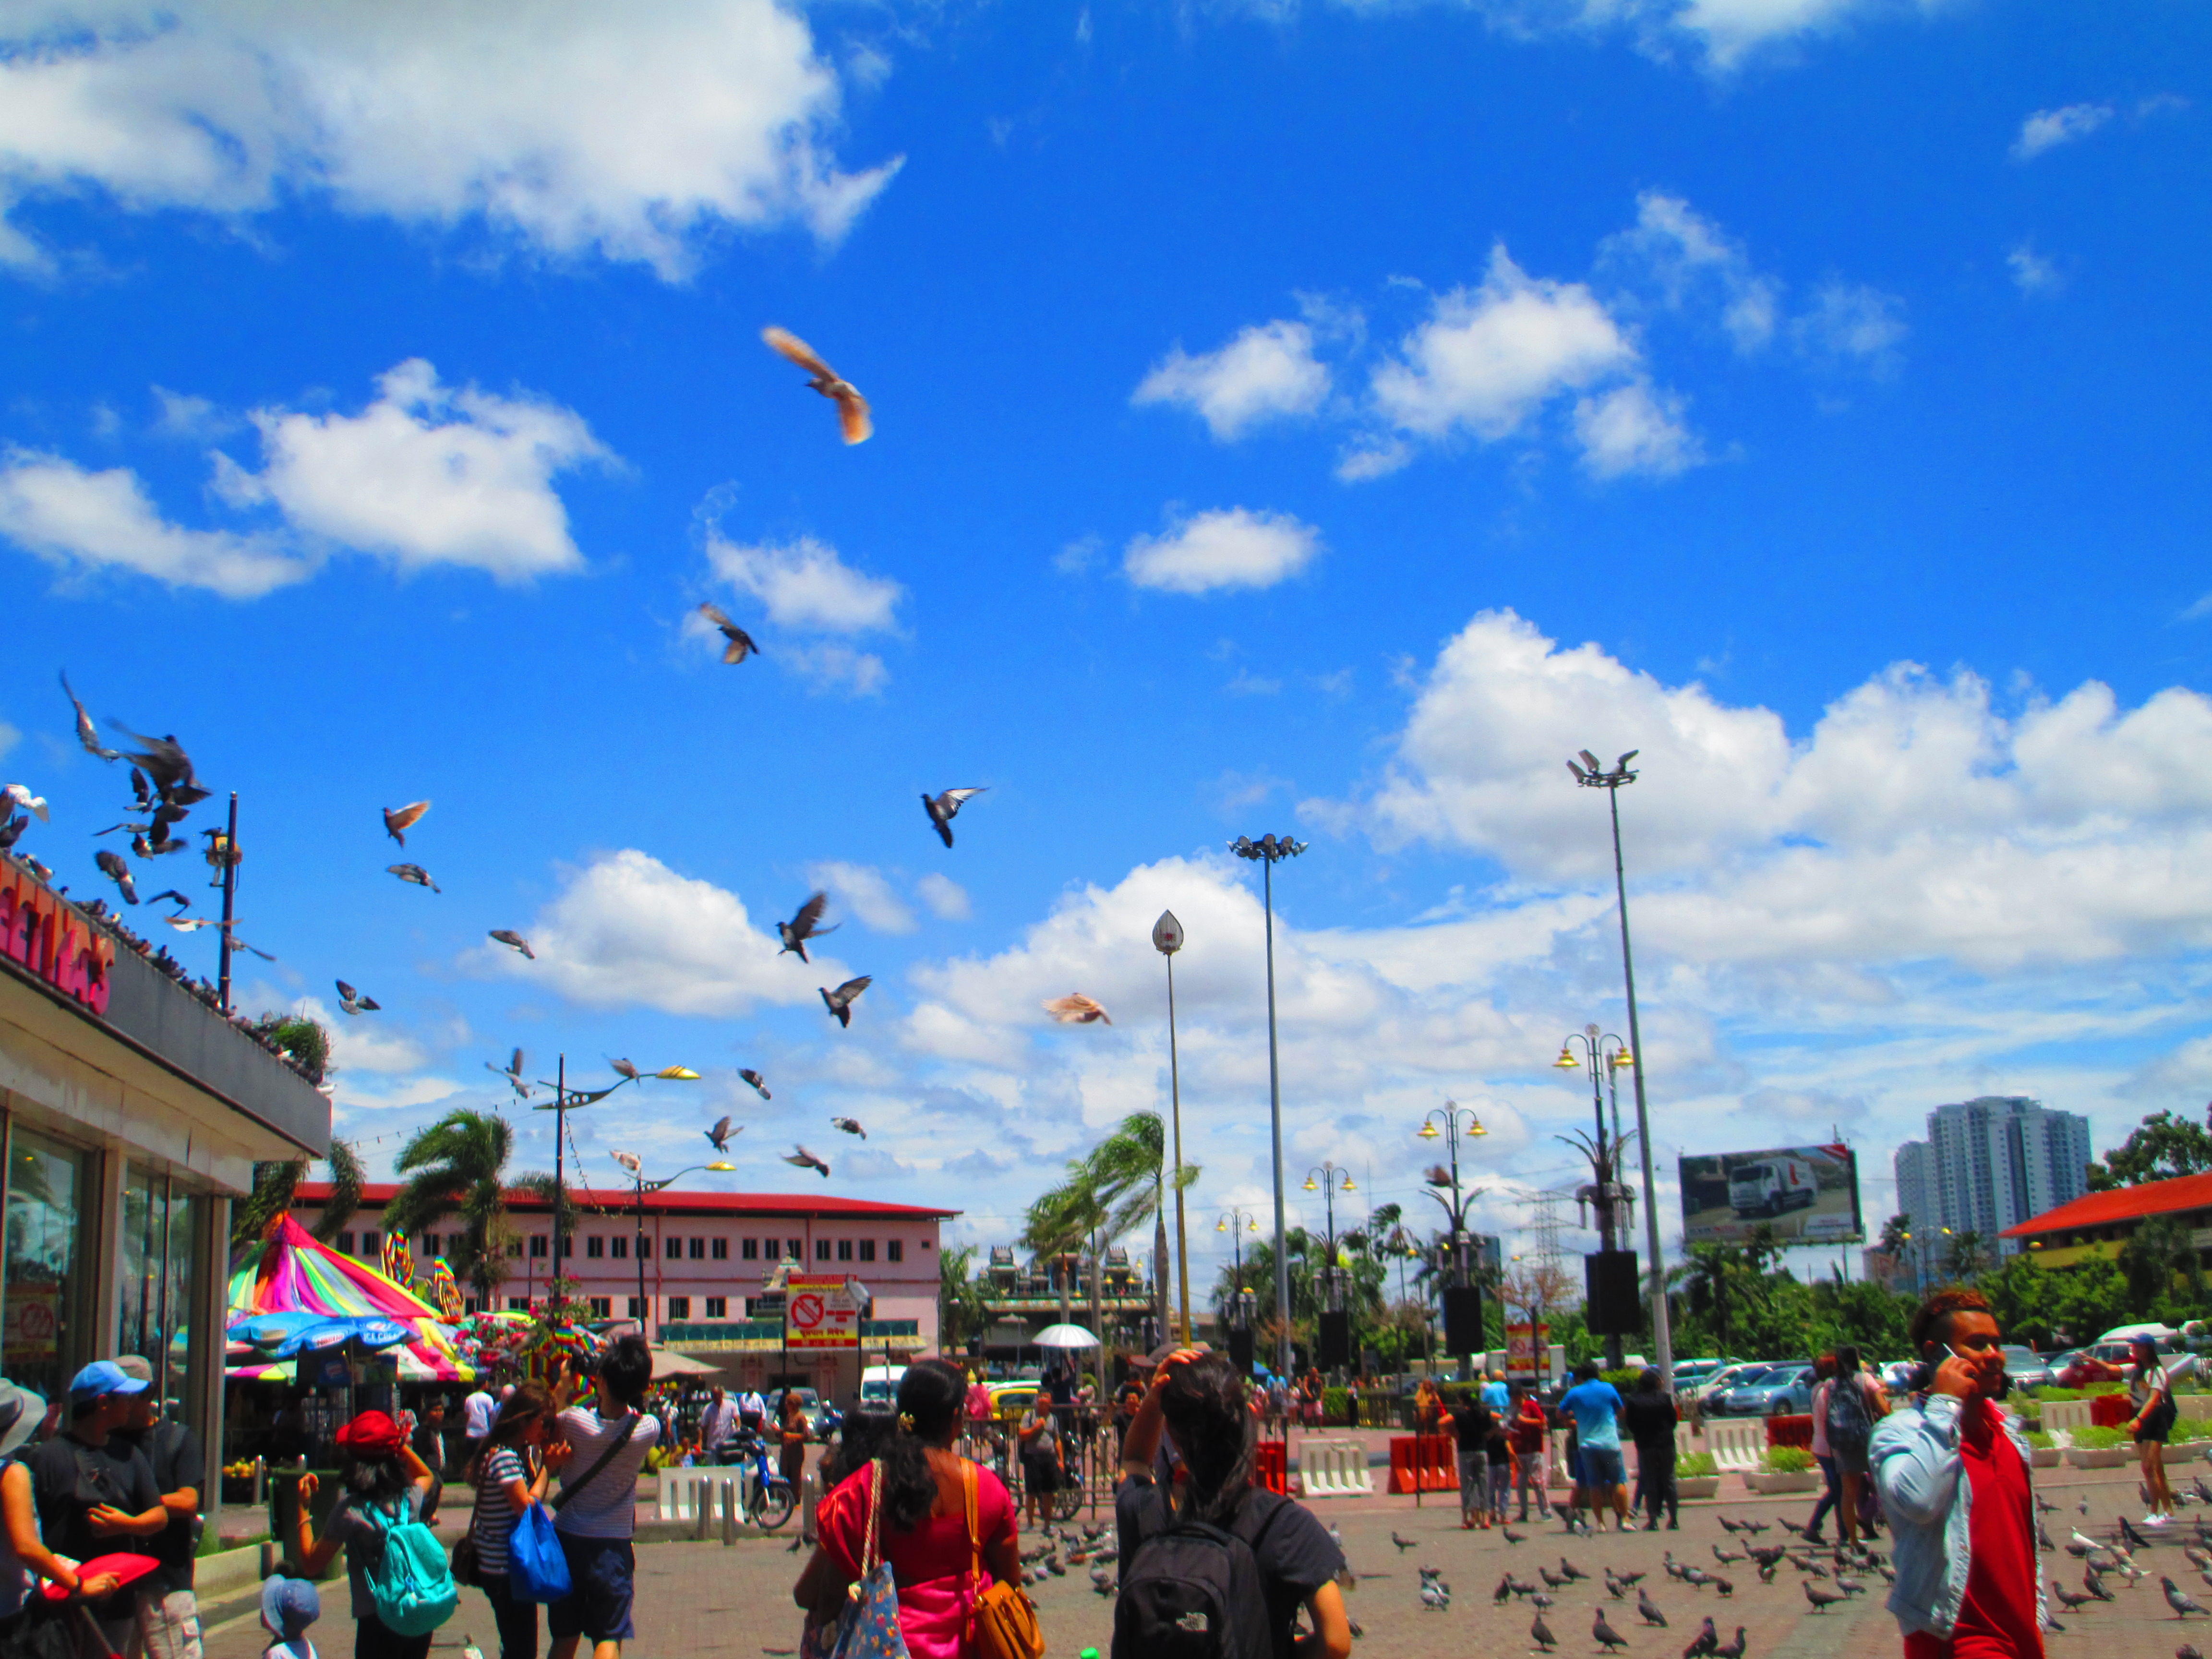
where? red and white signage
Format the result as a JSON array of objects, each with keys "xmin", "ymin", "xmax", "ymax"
[{"xmin": 783, "ymin": 1274, "xmax": 861, "ymax": 1349}]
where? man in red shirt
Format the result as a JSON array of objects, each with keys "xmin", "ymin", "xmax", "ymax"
[{"xmin": 1870, "ymin": 1287, "xmax": 2045, "ymax": 1659}]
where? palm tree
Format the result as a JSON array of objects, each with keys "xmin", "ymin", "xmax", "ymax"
[
  {"xmin": 1878, "ymin": 1214, "xmax": 1912, "ymax": 1258},
  {"xmin": 231, "ymin": 1139, "xmax": 366, "ymax": 1249},
  {"xmin": 938, "ymin": 1244, "xmax": 995, "ymax": 1354},
  {"xmin": 1022, "ymin": 1112, "xmax": 1198, "ymax": 1348},
  {"xmin": 1676, "ymin": 1242, "xmax": 1751, "ymax": 1355},
  {"xmin": 383, "ymin": 1109, "xmax": 523, "ymax": 1310},
  {"xmin": 1947, "ymin": 1229, "xmax": 1990, "ymax": 1282}
]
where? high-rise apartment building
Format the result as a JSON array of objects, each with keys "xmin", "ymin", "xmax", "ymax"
[{"xmin": 1890, "ymin": 1096, "xmax": 2092, "ymax": 1259}]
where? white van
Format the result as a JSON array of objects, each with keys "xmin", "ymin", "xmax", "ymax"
[
  {"xmin": 1728, "ymin": 1156, "xmax": 1816, "ymax": 1218},
  {"xmin": 859, "ymin": 1364, "xmax": 908, "ymax": 1407}
]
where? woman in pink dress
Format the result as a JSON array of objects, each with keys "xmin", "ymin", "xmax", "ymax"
[{"xmin": 794, "ymin": 1359, "xmax": 1022, "ymax": 1659}]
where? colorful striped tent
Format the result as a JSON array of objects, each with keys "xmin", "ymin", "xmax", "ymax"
[{"xmin": 227, "ymin": 1214, "xmax": 472, "ymax": 1382}]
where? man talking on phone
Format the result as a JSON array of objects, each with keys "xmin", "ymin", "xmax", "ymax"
[{"xmin": 1871, "ymin": 1287, "xmax": 2047, "ymax": 1659}]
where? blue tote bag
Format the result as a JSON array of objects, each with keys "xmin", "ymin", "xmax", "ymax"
[{"xmin": 506, "ymin": 1502, "xmax": 571, "ymax": 1603}]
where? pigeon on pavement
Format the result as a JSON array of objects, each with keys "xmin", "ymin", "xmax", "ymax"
[
  {"xmin": 1714, "ymin": 1629, "xmax": 1746, "ymax": 1659},
  {"xmin": 1804, "ymin": 1583, "xmax": 1843, "ymax": 1613},
  {"xmin": 1638, "ymin": 1588, "xmax": 1667, "ymax": 1626},
  {"xmin": 1531, "ymin": 1611, "xmax": 1556, "ymax": 1650},
  {"xmin": 1593, "ymin": 1608, "xmax": 1629, "ymax": 1651},
  {"xmin": 2165, "ymin": 1577, "xmax": 2209, "ymax": 1619},
  {"xmin": 1684, "ymin": 1617, "xmax": 1718, "ymax": 1658}
]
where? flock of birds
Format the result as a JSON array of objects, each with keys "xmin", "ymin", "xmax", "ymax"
[{"xmin": 8, "ymin": 353, "xmax": 1125, "ymax": 1178}]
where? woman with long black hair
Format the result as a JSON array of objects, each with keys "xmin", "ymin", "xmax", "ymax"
[
  {"xmin": 465, "ymin": 1382, "xmax": 570, "ymax": 1659},
  {"xmin": 290, "ymin": 1412, "xmax": 439, "ymax": 1659},
  {"xmin": 1114, "ymin": 1351, "xmax": 1351, "ymax": 1659},
  {"xmin": 793, "ymin": 1358, "xmax": 1023, "ymax": 1659},
  {"xmin": 2127, "ymin": 1338, "xmax": 2178, "ymax": 1525}
]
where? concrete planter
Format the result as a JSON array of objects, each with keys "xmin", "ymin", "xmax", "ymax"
[
  {"xmin": 1742, "ymin": 1470, "xmax": 1821, "ymax": 1494},
  {"xmin": 1676, "ymin": 1477, "xmax": 1721, "ymax": 1501},
  {"xmin": 2064, "ymin": 1446, "xmax": 2130, "ymax": 1470},
  {"xmin": 2029, "ymin": 1448, "xmax": 2062, "ymax": 1469}
]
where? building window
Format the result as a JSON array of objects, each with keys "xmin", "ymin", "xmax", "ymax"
[
  {"xmin": 665, "ymin": 1237, "xmax": 682, "ymax": 1260},
  {"xmin": 742, "ymin": 1238, "xmax": 758, "ymax": 1261},
  {"xmin": 705, "ymin": 1297, "xmax": 726, "ymax": 1318},
  {"xmin": 789, "ymin": 1238, "xmax": 803, "ymax": 1261},
  {"xmin": 361, "ymin": 1231, "xmax": 381, "ymax": 1259},
  {"xmin": 422, "ymin": 1233, "xmax": 440, "ymax": 1256},
  {"xmin": 529, "ymin": 1235, "xmax": 548, "ymax": 1259},
  {"xmin": 589, "ymin": 1297, "xmax": 611, "ymax": 1318},
  {"xmin": 586, "ymin": 1236, "xmax": 604, "ymax": 1259},
  {"xmin": 837, "ymin": 1239, "xmax": 854, "ymax": 1262},
  {"xmin": 858, "ymin": 1240, "xmax": 876, "ymax": 1262},
  {"xmin": 337, "ymin": 1232, "xmax": 356, "ymax": 1256},
  {"xmin": 507, "ymin": 1297, "xmax": 529, "ymax": 1311},
  {"xmin": 688, "ymin": 1238, "xmax": 705, "ymax": 1260},
  {"xmin": 627, "ymin": 1298, "xmax": 643, "ymax": 1318},
  {"xmin": 816, "ymin": 1239, "xmax": 832, "ymax": 1262},
  {"xmin": 711, "ymin": 1238, "xmax": 728, "ymax": 1260},
  {"xmin": 667, "ymin": 1297, "xmax": 690, "ymax": 1320},
  {"xmin": 505, "ymin": 1239, "xmax": 523, "ymax": 1258},
  {"xmin": 611, "ymin": 1236, "xmax": 627, "ymax": 1260},
  {"xmin": 888, "ymin": 1240, "xmax": 904, "ymax": 1262},
  {"xmin": 8, "ymin": 1131, "xmax": 92, "ymax": 1405}
]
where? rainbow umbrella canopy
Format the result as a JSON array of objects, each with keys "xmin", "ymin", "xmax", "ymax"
[{"xmin": 228, "ymin": 1214, "xmax": 472, "ymax": 1382}]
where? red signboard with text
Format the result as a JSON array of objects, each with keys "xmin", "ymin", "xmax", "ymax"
[{"xmin": 783, "ymin": 1274, "xmax": 860, "ymax": 1349}]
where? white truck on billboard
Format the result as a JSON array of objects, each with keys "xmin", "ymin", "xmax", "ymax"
[{"xmin": 1729, "ymin": 1155, "xmax": 1817, "ymax": 1218}]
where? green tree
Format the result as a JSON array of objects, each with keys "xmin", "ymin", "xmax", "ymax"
[
  {"xmin": 2116, "ymin": 1214, "xmax": 2205, "ymax": 1320},
  {"xmin": 1978, "ymin": 1252, "xmax": 2057, "ymax": 1346},
  {"xmin": 231, "ymin": 1139, "xmax": 366, "ymax": 1250},
  {"xmin": 1879, "ymin": 1214, "xmax": 1912, "ymax": 1257},
  {"xmin": 2050, "ymin": 1255, "xmax": 2130, "ymax": 1344},
  {"xmin": 1946, "ymin": 1229, "xmax": 1990, "ymax": 1282},
  {"xmin": 2085, "ymin": 1108, "xmax": 2212, "ymax": 1192},
  {"xmin": 1022, "ymin": 1111, "xmax": 1198, "ymax": 1347},
  {"xmin": 382, "ymin": 1109, "xmax": 525, "ymax": 1309},
  {"xmin": 938, "ymin": 1244, "xmax": 992, "ymax": 1354}
]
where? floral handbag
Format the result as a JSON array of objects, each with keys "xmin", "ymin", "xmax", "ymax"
[{"xmin": 803, "ymin": 1460, "xmax": 909, "ymax": 1659}]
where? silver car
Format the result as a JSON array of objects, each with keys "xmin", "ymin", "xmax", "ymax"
[{"xmin": 1709, "ymin": 1362, "xmax": 1816, "ymax": 1417}]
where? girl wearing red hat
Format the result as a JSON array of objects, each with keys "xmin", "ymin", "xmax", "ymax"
[{"xmin": 292, "ymin": 1412, "xmax": 438, "ymax": 1659}]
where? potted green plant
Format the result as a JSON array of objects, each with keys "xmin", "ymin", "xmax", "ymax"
[
  {"xmin": 2020, "ymin": 1429, "xmax": 2060, "ymax": 1469},
  {"xmin": 2063, "ymin": 1424, "xmax": 2131, "ymax": 1469},
  {"xmin": 1743, "ymin": 1444, "xmax": 1821, "ymax": 1494},
  {"xmin": 1675, "ymin": 1450, "xmax": 1721, "ymax": 1500}
]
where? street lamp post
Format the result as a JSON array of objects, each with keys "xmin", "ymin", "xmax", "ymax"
[
  {"xmin": 1232, "ymin": 832, "xmax": 1306, "ymax": 1382},
  {"xmin": 1417, "ymin": 1101, "xmax": 1488, "ymax": 1378},
  {"xmin": 617, "ymin": 1159, "xmax": 736, "ymax": 1329},
  {"xmin": 1300, "ymin": 1163, "xmax": 1357, "ymax": 1312},
  {"xmin": 1568, "ymin": 747, "xmax": 1674, "ymax": 1393},
  {"xmin": 1216, "ymin": 1209, "xmax": 1262, "ymax": 1348},
  {"xmin": 1154, "ymin": 910, "xmax": 1193, "ymax": 1346},
  {"xmin": 1554, "ymin": 1024, "xmax": 1637, "ymax": 1370},
  {"xmin": 534, "ymin": 1061, "xmax": 700, "ymax": 1313}
]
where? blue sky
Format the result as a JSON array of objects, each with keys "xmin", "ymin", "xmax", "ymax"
[{"xmin": 1, "ymin": 0, "xmax": 2208, "ymax": 1297}]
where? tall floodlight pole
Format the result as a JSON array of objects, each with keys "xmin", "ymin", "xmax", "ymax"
[
  {"xmin": 1154, "ymin": 910, "xmax": 1193, "ymax": 1345},
  {"xmin": 207, "ymin": 793, "xmax": 240, "ymax": 1013},
  {"xmin": 1567, "ymin": 747, "xmax": 1674, "ymax": 1393},
  {"xmin": 1232, "ymin": 833, "xmax": 1306, "ymax": 1381}
]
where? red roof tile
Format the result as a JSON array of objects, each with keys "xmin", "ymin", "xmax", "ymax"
[
  {"xmin": 293, "ymin": 1181, "xmax": 957, "ymax": 1221},
  {"xmin": 2000, "ymin": 1170, "xmax": 2212, "ymax": 1238}
]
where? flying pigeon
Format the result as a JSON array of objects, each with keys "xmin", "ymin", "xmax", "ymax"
[
  {"xmin": 162, "ymin": 916, "xmax": 217, "ymax": 932},
  {"xmin": 611, "ymin": 1150, "xmax": 642, "ymax": 1176},
  {"xmin": 0, "ymin": 815, "xmax": 26, "ymax": 852},
  {"xmin": 1593, "ymin": 1608, "xmax": 1629, "ymax": 1651},
  {"xmin": 1043, "ymin": 992, "xmax": 1112, "ymax": 1025},
  {"xmin": 489, "ymin": 929, "xmax": 535, "ymax": 960},
  {"xmin": 111, "ymin": 726, "xmax": 207, "ymax": 805},
  {"xmin": 831, "ymin": 1117, "xmax": 866, "ymax": 1139},
  {"xmin": 1803, "ymin": 1582, "xmax": 1842, "ymax": 1613},
  {"xmin": 706, "ymin": 1117, "xmax": 737, "ymax": 1153},
  {"xmin": 697, "ymin": 603, "xmax": 761, "ymax": 665},
  {"xmin": 778, "ymin": 892, "xmax": 839, "ymax": 963},
  {"xmin": 95, "ymin": 849, "xmax": 137, "ymax": 904},
  {"xmin": 738, "ymin": 1069, "xmax": 771, "ymax": 1100},
  {"xmin": 382, "ymin": 801, "xmax": 430, "ymax": 845},
  {"xmin": 784, "ymin": 1145, "xmax": 831, "ymax": 1178},
  {"xmin": 387, "ymin": 864, "xmax": 440, "ymax": 892},
  {"xmin": 144, "ymin": 889, "xmax": 191, "ymax": 910},
  {"xmin": 1638, "ymin": 1588, "xmax": 1667, "ymax": 1626},
  {"xmin": 609, "ymin": 1058, "xmax": 640, "ymax": 1080},
  {"xmin": 334, "ymin": 981, "xmax": 381, "ymax": 1015},
  {"xmin": 3, "ymin": 785, "xmax": 48, "ymax": 823},
  {"xmin": 227, "ymin": 931, "xmax": 277, "ymax": 961},
  {"xmin": 922, "ymin": 787, "xmax": 986, "ymax": 848},
  {"xmin": 487, "ymin": 1049, "xmax": 530, "ymax": 1098},
  {"xmin": 2165, "ymin": 1577, "xmax": 2208, "ymax": 1619},
  {"xmin": 59, "ymin": 672, "xmax": 119, "ymax": 762},
  {"xmin": 820, "ymin": 977, "xmax": 871, "ymax": 1028},
  {"xmin": 1531, "ymin": 1611, "xmax": 1556, "ymax": 1651},
  {"xmin": 761, "ymin": 326, "xmax": 872, "ymax": 445}
]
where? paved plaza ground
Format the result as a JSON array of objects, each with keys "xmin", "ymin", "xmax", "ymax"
[{"xmin": 200, "ymin": 1459, "xmax": 2212, "ymax": 1659}]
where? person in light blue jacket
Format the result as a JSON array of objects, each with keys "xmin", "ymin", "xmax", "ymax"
[{"xmin": 1869, "ymin": 1287, "xmax": 2046, "ymax": 1659}]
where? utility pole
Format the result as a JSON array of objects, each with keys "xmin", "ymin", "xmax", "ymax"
[{"xmin": 214, "ymin": 793, "xmax": 239, "ymax": 1013}]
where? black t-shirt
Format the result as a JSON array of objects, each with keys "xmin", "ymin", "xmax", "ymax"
[
  {"xmin": 111, "ymin": 1421, "xmax": 203, "ymax": 1595},
  {"xmin": 1622, "ymin": 1393, "xmax": 1678, "ymax": 1449},
  {"xmin": 1450, "ymin": 1406, "xmax": 1497, "ymax": 1454},
  {"xmin": 1116, "ymin": 1478, "xmax": 1346, "ymax": 1659},
  {"xmin": 22, "ymin": 1432, "xmax": 161, "ymax": 1566}
]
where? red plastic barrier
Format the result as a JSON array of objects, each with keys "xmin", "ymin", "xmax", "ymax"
[
  {"xmin": 2090, "ymin": 1392, "xmax": 2133, "ymax": 1429},
  {"xmin": 1766, "ymin": 1414, "xmax": 1815, "ymax": 1451},
  {"xmin": 1256, "ymin": 1440, "xmax": 1287, "ymax": 1495},
  {"xmin": 1387, "ymin": 1435, "xmax": 1459, "ymax": 1493}
]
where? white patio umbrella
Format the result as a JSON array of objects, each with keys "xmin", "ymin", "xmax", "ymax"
[
  {"xmin": 1034, "ymin": 1323, "xmax": 1100, "ymax": 1349},
  {"xmin": 650, "ymin": 1346, "xmax": 721, "ymax": 1379}
]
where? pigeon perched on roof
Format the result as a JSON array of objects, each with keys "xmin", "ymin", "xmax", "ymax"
[
  {"xmin": 383, "ymin": 802, "xmax": 429, "ymax": 845},
  {"xmin": 761, "ymin": 326, "xmax": 872, "ymax": 445},
  {"xmin": 922, "ymin": 787, "xmax": 986, "ymax": 848},
  {"xmin": 820, "ymin": 977, "xmax": 871, "ymax": 1027},
  {"xmin": 738, "ymin": 1069, "xmax": 771, "ymax": 1100},
  {"xmin": 697, "ymin": 603, "xmax": 761, "ymax": 665},
  {"xmin": 778, "ymin": 892, "xmax": 839, "ymax": 963},
  {"xmin": 489, "ymin": 930, "xmax": 535, "ymax": 960},
  {"xmin": 387, "ymin": 864, "xmax": 439, "ymax": 892},
  {"xmin": 784, "ymin": 1146, "xmax": 830, "ymax": 1178}
]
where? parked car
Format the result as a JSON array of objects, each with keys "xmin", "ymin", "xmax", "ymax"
[
  {"xmin": 765, "ymin": 1386, "xmax": 826, "ymax": 1436},
  {"xmin": 1999, "ymin": 1345, "xmax": 2054, "ymax": 1392},
  {"xmin": 1708, "ymin": 1362, "xmax": 1816, "ymax": 1417},
  {"xmin": 1671, "ymin": 1357, "xmax": 1748, "ymax": 1394},
  {"xmin": 1685, "ymin": 1362, "xmax": 1764, "ymax": 1406}
]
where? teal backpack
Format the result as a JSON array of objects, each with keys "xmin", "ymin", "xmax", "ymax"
[{"xmin": 361, "ymin": 1499, "xmax": 458, "ymax": 1636}]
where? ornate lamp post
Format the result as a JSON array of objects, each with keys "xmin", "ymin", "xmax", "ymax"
[
  {"xmin": 1554, "ymin": 1024, "xmax": 1637, "ymax": 1369},
  {"xmin": 1417, "ymin": 1102, "xmax": 1488, "ymax": 1377},
  {"xmin": 1231, "ymin": 832, "xmax": 1306, "ymax": 1381},
  {"xmin": 612, "ymin": 1159, "xmax": 736, "ymax": 1327},
  {"xmin": 1301, "ymin": 1163, "xmax": 1357, "ymax": 1312},
  {"xmin": 1154, "ymin": 909, "xmax": 1193, "ymax": 1345},
  {"xmin": 1216, "ymin": 1208, "xmax": 1262, "ymax": 1346}
]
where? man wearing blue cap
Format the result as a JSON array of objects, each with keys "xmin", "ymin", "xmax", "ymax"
[
  {"xmin": 112, "ymin": 1355, "xmax": 204, "ymax": 1659},
  {"xmin": 19, "ymin": 1362, "xmax": 167, "ymax": 1652}
]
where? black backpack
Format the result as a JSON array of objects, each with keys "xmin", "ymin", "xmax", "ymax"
[{"xmin": 1113, "ymin": 1487, "xmax": 1285, "ymax": 1659}]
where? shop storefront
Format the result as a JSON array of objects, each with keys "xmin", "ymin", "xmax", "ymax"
[{"xmin": 0, "ymin": 858, "xmax": 328, "ymax": 1458}]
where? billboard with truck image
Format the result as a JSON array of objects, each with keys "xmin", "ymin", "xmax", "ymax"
[{"xmin": 1679, "ymin": 1143, "xmax": 1862, "ymax": 1244}]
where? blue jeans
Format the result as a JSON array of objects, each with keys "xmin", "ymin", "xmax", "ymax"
[{"xmin": 1806, "ymin": 1453, "xmax": 1840, "ymax": 1536}]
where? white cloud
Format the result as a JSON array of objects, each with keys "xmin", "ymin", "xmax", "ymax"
[
  {"xmin": 218, "ymin": 360, "xmax": 611, "ymax": 579},
  {"xmin": 1132, "ymin": 320, "xmax": 1330, "ymax": 440},
  {"xmin": 292, "ymin": 995, "xmax": 432, "ymax": 1076},
  {"xmin": 782, "ymin": 642, "xmax": 890, "ymax": 697},
  {"xmin": 915, "ymin": 873, "xmax": 971, "ymax": 921},
  {"xmin": 2012, "ymin": 103, "xmax": 2113, "ymax": 162},
  {"xmin": 1573, "ymin": 381, "xmax": 1703, "ymax": 478},
  {"xmin": 0, "ymin": 1, "xmax": 901, "ymax": 277},
  {"xmin": 1122, "ymin": 507, "xmax": 1321, "ymax": 596},
  {"xmin": 1369, "ymin": 247, "xmax": 1636, "ymax": 442},
  {"xmin": 704, "ymin": 530, "xmax": 902, "ymax": 633},
  {"xmin": 2007, "ymin": 242, "xmax": 2061, "ymax": 295},
  {"xmin": 805, "ymin": 861, "xmax": 916, "ymax": 935},
  {"xmin": 1601, "ymin": 191, "xmax": 1780, "ymax": 352},
  {"xmin": 481, "ymin": 848, "xmax": 851, "ymax": 1016},
  {"xmin": 150, "ymin": 386, "xmax": 237, "ymax": 440},
  {"xmin": 0, "ymin": 449, "xmax": 309, "ymax": 596},
  {"xmin": 1791, "ymin": 282, "xmax": 1907, "ymax": 376}
]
